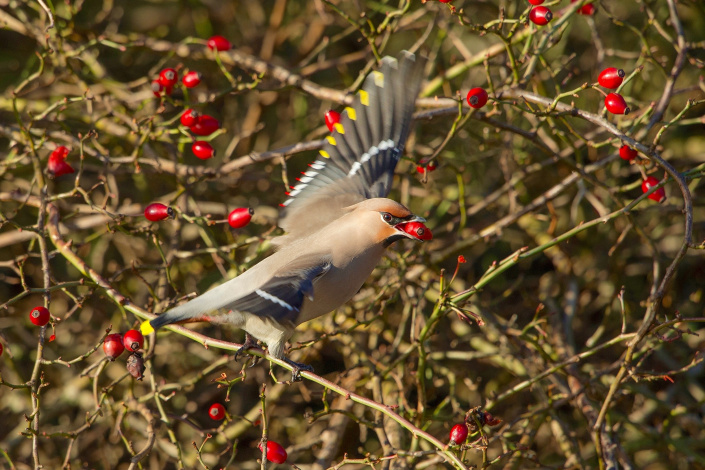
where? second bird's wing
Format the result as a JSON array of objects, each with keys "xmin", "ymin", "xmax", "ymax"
[{"xmin": 278, "ymin": 52, "xmax": 426, "ymax": 242}]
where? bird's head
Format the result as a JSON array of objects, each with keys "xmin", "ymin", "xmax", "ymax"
[{"xmin": 350, "ymin": 198, "xmax": 432, "ymax": 247}]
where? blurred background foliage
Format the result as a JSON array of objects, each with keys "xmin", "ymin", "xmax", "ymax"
[{"xmin": 1, "ymin": 0, "xmax": 705, "ymax": 468}]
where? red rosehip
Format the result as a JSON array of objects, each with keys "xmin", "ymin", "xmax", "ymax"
[
  {"xmin": 449, "ymin": 423, "xmax": 468, "ymax": 445},
  {"xmin": 189, "ymin": 115, "xmax": 220, "ymax": 136},
  {"xmin": 228, "ymin": 207, "xmax": 254, "ymax": 229},
  {"xmin": 466, "ymin": 87, "xmax": 488, "ymax": 109},
  {"xmin": 144, "ymin": 203, "xmax": 174, "ymax": 222},
  {"xmin": 438, "ymin": 0, "xmax": 452, "ymax": 3},
  {"xmin": 182, "ymin": 71, "xmax": 202, "ymax": 88},
  {"xmin": 641, "ymin": 176, "xmax": 665, "ymax": 203},
  {"xmin": 398, "ymin": 221, "xmax": 433, "ymax": 241},
  {"xmin": 207, "ymin": 35, "xmax": 231, "ymax": 52},
  {"xmin": 571, "ymin": 0, "xmax": 596, "ymax": 15},
  {"xmin": 103, "ymin": 333, "xmax": 125, "ymax": 361},
  {"xmin": 123, "ymin": 329, "xmax": 144, "ymax": 352},
  {"xmin": 598, "ymin": 67, "xmax": 625, "ymax": 89},
  {"xmin": 209, "ymin": 403, "xmax": 226, "ymax": 421},
  {"xmin": 258, "ymin": 441, "xmax": 287, "ymax": 464},
  {"xmin": 324, "ymin": 110, "xmax": 341, "ymax": 132},
  {"xmin": 192, "ymin": 141, "xmax": 215, "ymax": 160},
  {"xmin": 180, "ymin": 109, "xmax": 201, "ymax": 127},
  {"xmin": 158, "ymin": 68, "xmax": 178, "ymax": 87},
  {"xmin": 619, "ymin": 145, "xmax": 638, "ymax": 161},
  {"xmin": 427, "ymin": 161, "xmax": 437, "ymax": 172},
  {"xmin": 529, "ymin": 6, "xmax": 552, "ymax": 26},
  {"xmin": 527, "ymin": 0, "xmax": 544, "ymax": 4},
  {"xmin": 604, "ymin": 93, "xmax": 630, "ymax": 115},
  {"xmin": 30, "ymin": 306, "xmax": 51, "ymax": 327},
  {"xmin": 47, "ymin": 146, "xmax": 75, "ymax": 178},
  {"xmin": 0, "ymin": 343, "xmax": 3, "ymax": 357},
  {"xmin": 151, "ymin": 80, "xmax": 173, "ymax": 97}
]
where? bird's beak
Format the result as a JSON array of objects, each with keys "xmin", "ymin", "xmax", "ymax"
[{"xmin": 395, "ymin": 216, "xmax": 433, "ymax": 241}]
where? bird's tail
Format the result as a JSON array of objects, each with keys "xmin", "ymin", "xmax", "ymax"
[{"xmin": 140, "ymin": 283, "xmax": 240, "ymax": 335}]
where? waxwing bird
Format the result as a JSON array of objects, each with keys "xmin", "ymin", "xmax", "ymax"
[{"xmin": 141, "ymin": 52, "xmax": 431, "ymax": 379}]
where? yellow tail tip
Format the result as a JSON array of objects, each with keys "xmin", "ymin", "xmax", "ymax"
[{"xmin": 140, "ymin": 320, "xmax": 155, "ymax": 335}]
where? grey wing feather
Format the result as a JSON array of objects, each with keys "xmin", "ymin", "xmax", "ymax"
[
  {"xmin": 232, "ymin": 260, "xmax": 331, "ymax": 326},
  {"xmin": 278, "ymin": 52, "xmax": 427, "ymax": 241}
]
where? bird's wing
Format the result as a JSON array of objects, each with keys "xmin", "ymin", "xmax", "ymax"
[
  {"xmin": 231, "ymin": 255, "xmax": 332, "ymax": 327},
  {"xmin": 277, "ymin": 51, "xmax": 427, "ymax": 242}
]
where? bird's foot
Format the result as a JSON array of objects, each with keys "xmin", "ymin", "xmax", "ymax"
[
  {"xmin": 284, "ymin": 358, "xmax": 313, "ymax": 382},
  {"xmin": 234, "ymin": 333, "xmax": 262, "ymax": 368}
]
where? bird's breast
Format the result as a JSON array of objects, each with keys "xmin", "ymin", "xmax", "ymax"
[{"xmin": 295, "ymin": 244, "xmax": 386, "ymax": 324}]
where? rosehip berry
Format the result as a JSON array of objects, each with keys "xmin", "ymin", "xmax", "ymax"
[
  {"xmin": 641, "ymin": 176, "xmax": 666, "ymax": 203},
  {"xmin": 449, "ymin": 423, "xmax": 468, "ymax": 445},
  {"xmin": 0, "ymin": 343, "xmax": 3, "ymax": 357},
  {"xmin": 209, "ymin": 403, "xmax": 226, "ymax": 421},
  {"xmin": 47, "ymin": 146, "xmax": 75, "ymax": 178},
  {"xmin": 466, "ymin": 87, "xmax": 488, "ymax": 109},
  {"xmin": 529, "ymin": 6, "xmax": 552, "ymax": 26},
  {"xmin": 123, "ymin": 329, "xmax": 144, "ymax": 352},
  {"xmin": 228, "ymin": 207, "xmax": 254, "ymax": 229},
  {"xmin": 527, "ymin": 0, "xmax": 544, "ymax": 4},
  {"xmin": 182, "ymin": 71, "xmax": 202, "ymax": 88},
  {"xmin": 192, "ymin": 141, "xmax": 215, "ymax": 160},
  {"xmin": 207, "ymin": 35, "xmax": 231, "ymax": 52},
  {"xmin": 258, "ymin": 441, "xmax": 288, "ymax": 464},
  {"xmin": 189, "ymin": 115, "xmax": 220, "ymax": 136},
  {"xmin": 438, "ymin": 0, "xmax": 452, "ymax": 3},
  {"xmin": 29, "ymin": 306, "xmax": 51, "ymax": 327},
  {"xmin": 598, "ymin": 67, "xmax": 625, "ymax": 89},
  {"xmin": 324, "ymin": 110, "xmax": 341, "ymax": 132},
  {"xmin": 158, "ymin": 68, "xmax": 178, "ymax": 87},
  {"xmin": 180, "ymin": 109, "xmax": 201, "ymax": 127},
  {"xmin": 126, "ymin": 352, "xmax": 145, "ymax": 380},
  {"xmin": 619, "ymin": 145, "xmax": 638, "ymax": 161},
  {"xmin": 151, "ymin": 80, "xmax": 171, "ymax": 97},
  {"xmin": 103, "ymin": 333, "xmax": 125, "ymax": 361},
  {"xmin": 604, "ymin": 93, "xmax": 630, "ymax": 115},
  {"xmin": 144, "ymin": 203, "xmax": 174, "ymax": 222},
  {"xmin": 399, "ymin": 221, "xmax": 433, "ymax": 241},
  {"xmin": 572, "ymin": 0, "xmax": 596, "ymax": 15},
  {"xmin": 427, "ymin": 161, "xmax": 437, "ymax": 172}
]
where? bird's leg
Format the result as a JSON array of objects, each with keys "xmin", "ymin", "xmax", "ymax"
[
  {"xmin": 234, "ymin": 333, "xmax": 262, "ymax": 367},
  {"xmin": 283, "ymin": 357, "xmax": 314, "ymax": 382}
]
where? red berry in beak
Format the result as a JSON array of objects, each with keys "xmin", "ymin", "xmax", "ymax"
[
  {"xmin": 144, "ymin": 203, "xmax": 174, "ymax": 221},
  {"xmin": 605, "ymin": 93, "xmax": 630, "ymax": 115},
  {"xmin": 466, "ymin": 87, "xmax": 488, "ymax": 109},
  {"xmin": 619, "ymin": 145, "xmax": 638, "ymax": 161},
  {"xmin": 207, "ymin": 35, "xmax": 231, "ymax": 52},
  {"xmin": 192, "ymin": 141, "xmax": 215, "ymax": 160},
  {"xmin": 182, "ymin": 71, "xmax": 202, "ymax": 88},
  {"xmin": 123, "ymin": 329, "xmax": 144, "ymax": 352},
  {"xmin": 449, "ymin": 423, "xmax": 468, "ymax": 445},
  {"xmin": 208, "ymin": 403, "xmax": 226, "ymax": 420},
  {"xmin": 180, "ymin": 109, "xmax": 201, "ymax": 127},
  {"xmin": 158, "ymin": 68, "xmax": 178, "ymax": 87},
  {"xmin": 103, "ymin": 333, "xmax": 125, "ymax": 360},
  {"xmin": 397, "ymin": 220, "xmax": 433, "ymax": 241},
  {"xmin": 29, "ymin": 306, "xmax": 51, "ymax": 326},
  {"xmin": 641, "ymin": 176, "xmax": 666, "ymax": 203},
  {"xmin": 324, "ymin": 110, "xmax": 341, "ymax": 132},
  {"xmin": 189, "ymin": 114, "xmax": 220, "ymax": 136},
  {"xmin": 228, "ymin": 207, "xmax": 254, "ymax": 229},
  {"xmin": 258, "ymin": 441, "xmax": 287, "ymax": 464},
  {"xmin": 598, "ymin": 67, "xmax": 625, "ymax": 89},
  {"xmin": 529, "ymin": 6, "xmax": 552, "ymax": 25},
  {"xmin": 47, "ymin": 146, "xmax": 75, "ymax": 178}
]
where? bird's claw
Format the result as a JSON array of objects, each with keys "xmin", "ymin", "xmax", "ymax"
[
  {"xmin": 285, "ymin": 359, "xmax": 313, "ymax": 382},
  {"xmin": 234, "ymin": 333, "xmax": 262, "ymax": 368}
]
